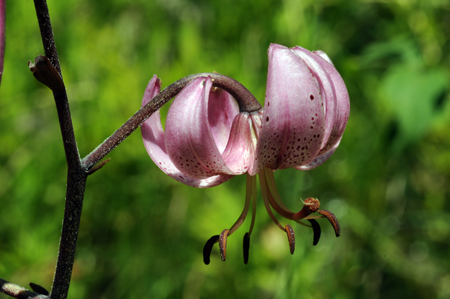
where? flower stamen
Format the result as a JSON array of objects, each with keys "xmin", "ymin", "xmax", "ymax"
[
  {"xmin": 285, "ymin": 224, "xmax": 295, "ymax": 254},
  {"xmin": 259, "ymin": 170, "xmax": 301, "ymax": 254},
  {"xmin": 307, "ymin": 219, "xmax": 321, "ymax": 246},
  {"xmin": 227, "ymin": 176, "xmax": 253, "ymax": 236},
  {"xmin": 262, "ymin": 168, "xmax": 320, "ymax": 221},
  {"xmin": 219, "ymin": 229, "xmax": 229, "ymax": 261},
  {"xmin": 260, "ymin": 172, "xmax": 287, "ymax": 232},
  {"xmin": 318, "ymin": 210, "xmax": 341, "ymax": 237},
  {"xmin": 243, "ymin": 175, "xmax": 257, "ymax": 264},
  {"xmin": 243, "ymin": 232, "xmax": 250, "ymax": 264},
  {"xmin": 203, "ymin": 235, "xmax": 220, "ymax": 265},
  {"xmin": 203, "ymin": 175, "xmax": 258, "ymax": 264}
]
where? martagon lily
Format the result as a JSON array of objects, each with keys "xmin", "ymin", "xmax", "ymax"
[{"xmin": 141, "ymin": 43, "xmax": 350, "ymax": 264}]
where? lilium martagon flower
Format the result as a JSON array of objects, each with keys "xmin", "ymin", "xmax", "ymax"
[{"xmin": 141, "ymin": 43, "xmax": 349, "ymax": 265}]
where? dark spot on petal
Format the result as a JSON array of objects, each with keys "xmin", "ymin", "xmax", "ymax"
[{"xmin": 310, "ymin": 95, "xmax": 314, "ymax": 100}]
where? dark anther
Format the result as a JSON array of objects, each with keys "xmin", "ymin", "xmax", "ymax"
[
  {"xmin": 29, "ymin": 282, "xmax": 49, "ymax": 295},
  {"xmin": 219, "ymin": 229, "xmax": 229, "ymax": 261},
  {"xmin": 285, "ymin": 224, "xmax": 295, "ymax": 254},
  {"xmin": 318, "ymin": 210, "xmax": 341, "ymax": 237},
  {"xmin": 203, "ymin": 235, "xmax": 219, "ymax": 265},
  {"xmin": 243, "ymin": 232, "xmax": 250, "ymax": 265},
  {"xmin": 307, "ymin": 219, "xmax": 321, "ymax": 246}
]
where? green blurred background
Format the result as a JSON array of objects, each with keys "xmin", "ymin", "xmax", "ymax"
[{"xmin": 1, "ymin": 0, "xmax": 450, "ymax": 298}]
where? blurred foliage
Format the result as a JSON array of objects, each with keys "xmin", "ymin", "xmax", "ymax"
[{"xmin": 1, "ymin": 0, "xmax": 450, "ymax": 298}]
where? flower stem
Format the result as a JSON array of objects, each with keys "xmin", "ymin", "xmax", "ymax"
[
  {"xmin": 33, "ymin": 0, "xmax": 62, "ymax": 78},
  {"xmin": 32, "ymin": 1, "xmax": 84, "ymax": 299},
  {"xmin": 81, "ymin": 73, "xmax": 262, "ymax": 172}
]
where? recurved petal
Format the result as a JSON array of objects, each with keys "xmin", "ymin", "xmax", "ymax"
[
  {"xmin": 295, "ymin": 139, "xmax": 340, "ymax": 171},
  {"xmin": 291, "ymin": 47, "xmax": 349, "ymax": 158},
  {"xmin": 221, "ymin": 112, "xmax": 258, "ymax": 175},
  {"xmin": 257, "ymin": 44, "xmax": 325, "ymax": 170},
  {"xmin": 165, "ymin": 77, "xmax": 238, "ymax": 179},
  {"xmin": 208, "ymin": 87, "xmax": 240, "ymax": 153},
  {"xmin": 313, "ymin": 52, "xmax": 350, "ymax": 149},
  {"xmin": 291, "ymin": 46, "xmax": 338, "ymax": 155},
  {"xmin": 314, "ymin": 50, "xmax": 333, "ymax": 64},
  {"xmin": 141, "ymin": 76, "xmax": 232, "ymax": 188},
  {"xmin": 312, "ymin": 49, "xmax": 349, "ymax": 154},
  {"xmin": 141, "ymin": 75, "xmax": 162, "ymax": 107}
]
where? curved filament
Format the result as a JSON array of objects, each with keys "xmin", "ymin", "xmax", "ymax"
[
  {"xmin": 228, "ymin": 175, "xmax": 253, "ymax": 236},
  {"xmin": 259, "ymin": 171, "xmax": 286, "ymax": 231}
]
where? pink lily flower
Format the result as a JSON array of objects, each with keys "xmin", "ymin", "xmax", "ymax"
[
  {"xmin": 141, "ymin": 75, "xmax": 262, "ymax": 188},
  {"xmin": 141, "ymin": 43, "xmax": 350, "ymax": 264}
]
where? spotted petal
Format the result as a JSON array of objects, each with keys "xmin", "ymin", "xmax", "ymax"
[
  {"xmin": 165, "ymin": 77, "xmax": 234, "ymax": 179},
  {"xmin": 292, "ymin": 46, "xmax": 350, "ymax": 156},
  {"xmin": 256, "ymin": 44, "xmax": 326, "ymax": 170},
  {"xmin": 141, "ymin": 75, "xmax": 233, "ymax": 187},
  {"xmin": 221, "ymin": 111, "xmax": 262, "ymax": 175},
  {"xmin": 295, "ymin": 139, "xmax": 340, "ymax": 171}
]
